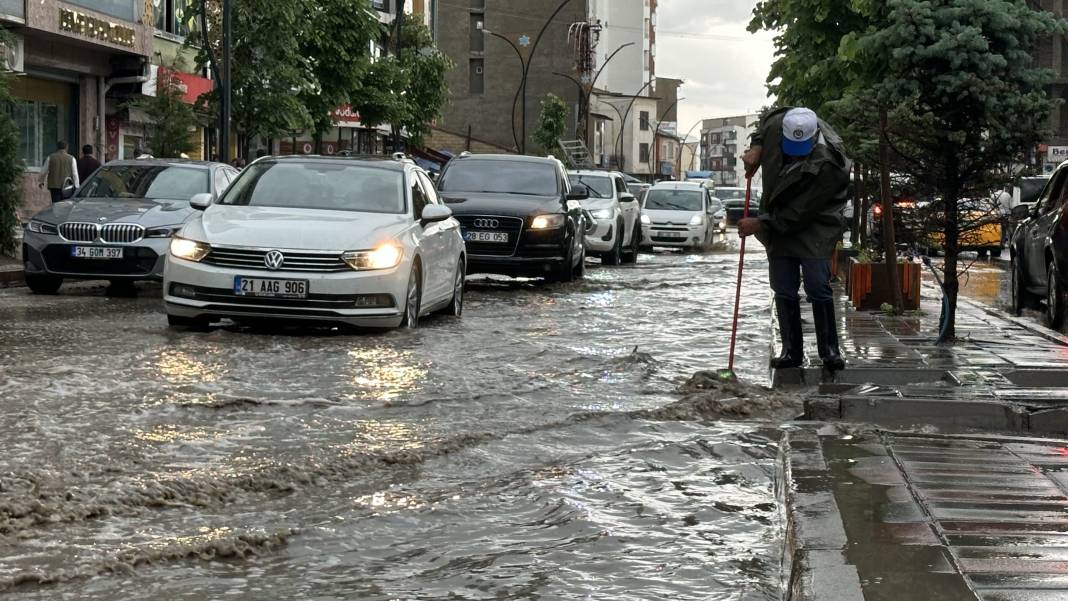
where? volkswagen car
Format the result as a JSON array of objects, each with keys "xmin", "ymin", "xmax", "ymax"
[
  {"xmin": 437, "ymin": 153, "xmax": 588, "ymax": 282},
  {"xmin": 568, "ymin": 170, "xmax": 642, "ymax": 265},
  {"xmin": 21, "ymin": 159, "xmax": 239, "ymax": 294},
  {"xmin": 640, "ymin": 181, "xmax": 723, "ymax": 250},
  {"xmin": 163, "ymin": 155, "xmax": 466, "ymax": 329}
]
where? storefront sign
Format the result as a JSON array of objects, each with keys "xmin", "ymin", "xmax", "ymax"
[
  {"xmin": 330, "ymin": 104, "xmax": 362, "ymax": 127},
  {"xmin": 1048, "ymin": 146, "xmax": 1068, "ymax": 163},
  {"xmin": 145, "ymin": 66, "xmax": 213, "ymax": 104},
  {"xmin": 59, "ymin": 8, "xmax": 136, "ymax": 48}
]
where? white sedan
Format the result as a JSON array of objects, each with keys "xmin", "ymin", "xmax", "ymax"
[{"xmin": 163, "ymin": 155, "xmax": 466, "ymax": 329}]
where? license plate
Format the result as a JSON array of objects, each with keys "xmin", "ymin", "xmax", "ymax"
[
  {"xmin": 71, "ymin": 246, "xmax": 123, "ymax": 259},
  {"xmin": 464, "ymin": 231, "xmax": 509, "ymax": 243},
  {"xmin": 658, "ymin": 231, "xmax": 686, "ymax": 239},
  {"xmin": 233, "ymin": 277, "xmax": 309, "ymax": 298}
]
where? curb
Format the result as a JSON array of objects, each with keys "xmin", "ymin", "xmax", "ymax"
[{"xmin": 0, "ymin": 266, "xmax": 24, "ymax": 286}]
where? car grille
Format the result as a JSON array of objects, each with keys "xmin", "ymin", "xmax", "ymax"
[
  {"xmin": 173, "ymin": 285, "xmax": 388, "ymax": 310},
  {"xmin": 42, "ymin": 245, "xmax": 160, "ymax": 276},
  {"xmin": 202, "ymin": 247, "xmax": 350, "ymax": 272},
  {"xmin": 101, "ymin": 224, "xmax": 145, "ymax": 244},
  {"xmin": 455, "ymin": 215, "xmax": 524, "ymax": 257},
  {"xmin": 59, "ymin": 223, "xmax": 146, "ymax": 244},
  {"xmin": 59, "ymin": 222, "xmax": 98, "ymax": 242}
]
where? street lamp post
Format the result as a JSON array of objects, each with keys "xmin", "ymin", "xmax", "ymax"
[
  {"xmin": 602, "ymin": 80, "xmax": 654, "ymax": 173},
  {"xmin": 652, "ymin": 97, "xmax": 684, "ymax": 178},
  {"xmin": 482, "ymin": 0, "xmax": 575, "ymax": 154}
]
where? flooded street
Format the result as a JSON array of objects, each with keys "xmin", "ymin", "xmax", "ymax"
[{"xmin": 0, "ymin": 240, "xmax": 789, "ymax": 600}]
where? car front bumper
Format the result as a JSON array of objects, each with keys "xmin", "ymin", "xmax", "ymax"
[
  {"xmin": 584, "ymin": 218, "xmax": 616, "ymax": 253},
  {"xmin": 641, "ymin": 224, "xmax": 706, "ymax": 248},
  {"xmin": 23, "ymin": 232, "xmax": 168, "ymax": 280},
  {"xmin": 163, "ymin": 256, "xmax": 410, "ymax": 327}
]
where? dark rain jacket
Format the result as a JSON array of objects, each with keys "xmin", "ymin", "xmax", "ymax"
[{"xmin": 750, "ymin": 107, "xmax": 852, "ymax": 259}]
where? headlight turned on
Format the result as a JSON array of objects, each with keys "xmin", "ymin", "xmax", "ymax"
[
  {"xmin": 169, "ymin": 237, "xmax": 211, "ymax": 262},
  {"xmin": 342, "ymin": 243, "xmax": 403, "ymax": 271},
  {"xmin": 531, "ymin": 214, "xmax": 565, "ymax": 230},
  {"xmin": 27, "ymin": 220, "xmax": 58, "ymax": 235},
  {"xmin": 641, "ymin": 214, "xmax": 651, "ymax": 225},
  {"xmin": 590, "ymin": 208, "xmax": 614, "ymax": 220},
  {"xmin": 689, "ymin": 214, "xmax": 706, "ymax": 226}
]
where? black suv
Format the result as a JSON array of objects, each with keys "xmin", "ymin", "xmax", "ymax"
[
  {"xmin": 436, "ymin": 154, "xmax": 589, "ymax": 282},
  {"xmin": 1011, "ymin": 164, "xmax": 1068, "ymax": 327}
]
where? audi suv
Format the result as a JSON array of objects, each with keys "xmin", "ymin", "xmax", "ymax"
[
  {"xmin": 163, "ymin": 155, "xmax": 466, "ymax": 330},
  {"xmin": 21, "ymin": 159, "xmax": 239, "ymax": 294},
  {"xmin": 437, "ymin": 153, "xmax": 588, "ymax": 282}
]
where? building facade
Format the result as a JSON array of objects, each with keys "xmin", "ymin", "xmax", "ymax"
[
  {"xmin": 590, "ymin": 90, "xmax": 658, "ymax": 178},
  {"xmin": 700, "ymin": 114, "xmax": 759, "ymax": 188},
  {"xmin": 587, "ymin": 0, "xmax": 656, "ymax": 96},
  {"xmin": 3, "ymin": 0, "xmax": 153, "ymax": 218}
]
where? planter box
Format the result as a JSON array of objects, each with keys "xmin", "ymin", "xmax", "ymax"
[
  {"xmin": 834, "ymin": 248, "xmax": 860, "ymax": 285},
  {"xmin": 848, "ymin": 258, "xmax": 921, "ymax": 311}
]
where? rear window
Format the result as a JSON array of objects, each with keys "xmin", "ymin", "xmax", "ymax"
[
  {"xmin": 440, "ymin": 160, "xmax": 559, "ymax": 196},
  {"xmin": 77, "ymin": 165, "xmax": 209, "ymax": 201},
  {"xmin": 219, "ymin": 161, "xmax": 406, "ymax": 214}
]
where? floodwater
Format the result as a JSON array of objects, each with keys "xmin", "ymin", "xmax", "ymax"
[{"xmin": 0, "ymin": 241, "xmax": 790, "ymax": 600}]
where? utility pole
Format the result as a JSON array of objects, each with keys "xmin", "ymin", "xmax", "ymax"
[{"xmin": 220, "ymin": 0, "xmax": 232, "ymax": 163}]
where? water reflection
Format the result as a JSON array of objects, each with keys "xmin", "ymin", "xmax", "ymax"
[
  {"xmin": 154, "ymin": 349, "xmax": 223, "ymax": 385},
  {"xmin": 346, "ymin": 348, "xmax": 427, "ymax": 402}
]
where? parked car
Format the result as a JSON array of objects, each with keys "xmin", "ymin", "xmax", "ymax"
[
  {"xmin": 567, "ymin": 170, "xmax": 641, "ymax": 265},
  {"xmin": 436, "ymin": 153, "xmax": 588, "ymax": 282},
  {"xmin": 712, "ymin": 187, "xmax": 757, "ymax": 225},
  {"xmin": 164, "ymin": 155, "xmax": 465, "ymax": 329},
  {"xmin": 21, "ymin": 159, "xmax": 239, "ymax": 294},
  {"xmin": 1011, "ymin": 163, "xmax": 1068, "ymax": 327},
  {"xmin": 639, "ymin": 181, "xmax": 722, "ymax": 250}
]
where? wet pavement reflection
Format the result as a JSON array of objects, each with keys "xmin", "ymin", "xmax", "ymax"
[{"xmin": 0, "ymin": 236, "xmax": 789, "ymax": 600}]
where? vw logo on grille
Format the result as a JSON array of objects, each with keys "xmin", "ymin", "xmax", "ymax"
[
  {"xmin": 264, "ymin": 250, "xmax": 285, "ymax": 271},
  {"xmin": 473, "ymin": 218, "xmax": 500, "ymax": 229}
]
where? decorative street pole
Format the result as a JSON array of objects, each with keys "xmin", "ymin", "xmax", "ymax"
[
  {"xmin": 220, "ymin": 0, "xmax": 232, "ymax": 163},
  {"xmin": 601, "ymin": 80, "xmax": 654, "ymax": 172},
  {"xmin": 652, "ymin": 96, "xmax": 684, "ymax": 176}
]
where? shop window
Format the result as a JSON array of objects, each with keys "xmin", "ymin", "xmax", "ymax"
[
  {"xmin": 67, "ymin": 0, "xmax": 136, "ymax": 22},
  {"xmin": 154, "ymin": 0, "xmax": 196, "ymax": 37}
]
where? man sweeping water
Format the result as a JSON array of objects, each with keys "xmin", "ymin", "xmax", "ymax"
[{"xmin": 738, "ymin": 107, "xmax": 852, "ymax": 371}]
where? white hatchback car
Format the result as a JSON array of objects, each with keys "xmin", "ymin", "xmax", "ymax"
[
  {"xmin": 640, "ymin": 181, "xmax": 724, "ymax": 250},
  {"xmin": 164, "ymin": 155, "xmax": 466, "ymax": 329},
  {"xmin": 567, "ymin": 170, "xmax": 642, "ymax": 264}
]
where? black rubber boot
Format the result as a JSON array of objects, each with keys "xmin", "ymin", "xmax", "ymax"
[
  {"xmin": 812, "ymin": 300, "xmax": 846, "ymax": 371},
  {"xmin": 770, "ymin": 298, "xmax": 804, "ymax": 369}
]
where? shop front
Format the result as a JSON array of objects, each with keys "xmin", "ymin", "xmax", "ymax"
[
  {"xmin": 277, "ymin": 105, "xmax": 394, "ymax": 156},
  {"xmin": 4, "ymin": 0, "xmax": 151, "ymax": 219}
]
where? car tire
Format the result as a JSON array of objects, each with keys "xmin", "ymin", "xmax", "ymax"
[
  {"xmin": 25, "ymin": 274, "xmax": 63, "ymax": 295},
  {"xmin": 439, "ymin": 258, "xmax": 465, "ymax": 317},
  {"xmin": 1011, "ymin": 258, "xmax": 1033, "ymax": 316},
  {"xmin": 167, "ymin": 314, "xmax": 210, "ymax": 330},
  {"xmin": 1048, "ymin": 261, "xmax": 1067, "ymax": 330},
  {"xmin": 602, "ymin": 221, "xmax": 623, "ymax": 265},
  {"xmin": 550, "ymin": 239, "xmax": 578, "ymax": 283},
  {"xmin": 621, "ymin": 222, "xmax": 640, "ymax": 264},
  {"xmin": 401, "ymin": 263, "xmax": 422, "ymax": 328}
]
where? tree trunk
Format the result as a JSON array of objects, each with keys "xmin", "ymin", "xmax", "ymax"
[
  {"xmin": 859, "ymin": 168, "xmax": 871, "ymax": 247},
  {"xmin": 878, "ymin": 107, "xmax": 905, "ymax": 311},
  {"xmin": 852, "ymin": 162, "xmax": 863, "ymax": 246},
  {"xmin": 940, "ymin": 177, "xmax": 961, "ymax": 343}
]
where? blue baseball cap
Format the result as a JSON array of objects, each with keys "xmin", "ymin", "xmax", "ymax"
[{"xmin": 781, "ymin": 108, "xmax": 819, "ymax": 157}]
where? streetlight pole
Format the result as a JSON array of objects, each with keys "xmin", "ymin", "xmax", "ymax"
[
  {"xmin": 553, "ymin": 42, "xmax": 636, "ymax": 145},
  {"xmin": 220, "ymin": 0, "xmax": 232, "ymax": 163},
  {"xmin": 606, "ymin": 80, "xmax": 654, "ymax": 173},
  {"xmin": 679, "ymin": 119, "xmax": 705, "ymax": 172},
  {"xmin": 483, "ymin": 29, "xmax": 524, "ymax": 152},
  {"xmin": 652, "ymin": 97, "xmax": 684, "ymax": 177}
]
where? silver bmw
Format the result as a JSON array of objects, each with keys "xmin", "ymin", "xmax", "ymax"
[{"xmin": 21, "ymin": 159, "xmax": 240, "ymax": 294}]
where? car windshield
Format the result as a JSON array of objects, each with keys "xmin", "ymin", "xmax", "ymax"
[
  {"xmin": 76, "ymin": 165, "xmax": 209, "ymax": 201},
  {"xmin": 715, "ymin": 189, "xmax": 746, "ymax": 201},
  {"xmin": 219, "ymin": 161, "xmax": 406, "ymax": 213},
  {"xmin": 439, "ymin": 160, "xmax": 558, "ymax": 196},
  {"xmin": 567, "ymin": 175, "xmax": 612, "ymax": 199},
  {"xmin": 644, "ymin": 189, "xmax": 704, "ymax": 212}
]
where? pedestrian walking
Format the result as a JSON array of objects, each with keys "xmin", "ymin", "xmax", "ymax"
[
  {"xmin": 38, "ymin": 141, "xmax": 79, "ymax": 203},
  {"xmin": 76, "ymin": 144, "xmax": 101, "ymax": 183},
  {"xmin": 738, "ymin": 107, "xmax": 852, "ymax": 371}
]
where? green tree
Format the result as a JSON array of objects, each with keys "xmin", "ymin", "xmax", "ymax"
[
  {"xmin": 130, "ymin": 66, "xmax": 198, "ymax": 158},
  {"xmin": 842, "ymin": 0, "xmax": 1064, "ymax": 340},
  {"xmin": 533, "ymin": 94, "xmax": 568, "ymax": 156},
  {"xmin": 0, "ymin": 29, "xmax": 23, "ymax": 256}
]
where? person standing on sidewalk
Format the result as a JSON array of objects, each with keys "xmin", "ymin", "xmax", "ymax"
[
  {"xmin": 76, "ymin": 145, "xmax": 101, "ymax": 183},
  {"xmin": 38, "ymin": 141, "xmax": 79, "ymax": 203},
  {"xmin": 738, "ymin": 107, "xmax": 852, "ymax": 371}
]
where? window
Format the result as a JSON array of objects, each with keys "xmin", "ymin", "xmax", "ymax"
[
  {"xmin": 470, "ymin": 0, "xmax": 484, "ymax": 7},
  {"xmin": 6, "ymin": 81, "xmax": 74, "ymax": 170},
  {"xmin": 469, "ymin": 59, "xmax": 484, "ymax": 94},
  {"xmin": 639, "ymin": 143, "xmax": 650, "ymax": 163},
  {"xmin": 614, "ymin": 177, "xmax": 628, "ymax": 194},
  {"xmin": 410, "ymin": 174, "xmax": 428, "ymax": 217},
  {"xmin": 154, "ymin": 0, "xmax": 196, "ymax": 36},
  {"xmin": 0, "ymin": 0, "xmax": 23, "ymax": 18},
  {"xmin": 213, "ymin": 168, "xmax": 229, "ymax": 196},
  {"xmin": 470, "ymin": 13, "xmax": 484, "ymax": 52},
  {"xmin": 416, "ymin": 172, "xmax": 439, "ymax": 205},
  {"xmin": 67, "ymin": 0, "xmax": 136, "ymax": 21},
  {"xmin": 373, "ymin": 0, "xmax": 388, "ymax": 10},
  {"xmin": 639, "ymin": 111, "xmax": 650, "ymax": 131}
]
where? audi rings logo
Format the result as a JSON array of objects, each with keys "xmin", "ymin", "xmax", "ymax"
[
  {"xmin": 264, "ymin": 250, "xmax": 285, "ymax": 271},
  {"xmin": 473, "ymin": 218, "xmax": 500, "ymax": 229}
]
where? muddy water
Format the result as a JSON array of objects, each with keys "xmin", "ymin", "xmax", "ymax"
[{"xmin": 0, "ymin": 243, "xmax": 788, "ymax": 600}]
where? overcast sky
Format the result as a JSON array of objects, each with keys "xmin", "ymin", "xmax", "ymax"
[{"xmin": 656, "ymin": 0, "xmax": 776, "ymax": 141}]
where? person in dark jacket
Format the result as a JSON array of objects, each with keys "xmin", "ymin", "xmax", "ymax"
[
  {"xmin": 738, "ymin": 107, "xmax": 852, "ymax": 371},
  {"xmin": 77, "ymin": 145, "xmax": 101, "ymax": 183}
]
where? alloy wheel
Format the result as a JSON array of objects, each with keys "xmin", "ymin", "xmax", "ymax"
[
  {"xmin": 451, "ymin": 262, "xmax": 464, "ymax": 316},
  {"xmin": 404, "ymin": 266, "xmax": 421, "ymax": 328},
  {"xmin": 1048, "ymin": 263, "xmax": 1065, "ymax": 329}
]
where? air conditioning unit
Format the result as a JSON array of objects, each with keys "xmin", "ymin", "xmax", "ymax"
[{"xmin": 2, "ymin": 33, "xmax": 24, "ymax": 73}]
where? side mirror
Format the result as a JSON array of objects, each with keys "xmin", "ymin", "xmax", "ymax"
[
  {"xmin": 567, "ymin": 183, "xmax": 589, "ymax": 201},
  {"xmin": 190, "ymin": 193, "xmax": 213, "ymax": 211},
  {"xmin": 421, "ymin": 204, "xmax": 452, "ymax": 225},
  {"xmin": 620, "ymin": 193, "xmax": 637, "ymax": 203},
  {"xmin": 1011, "ymin": 204, "xmax": 1033, "ymax": 220}
]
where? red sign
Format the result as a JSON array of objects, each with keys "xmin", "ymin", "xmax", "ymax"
[
  {"xmin": 330, "ymin": 104, "xmax": 362, "ymax": 126},
  {"xmin": 158, "ymin": 66, "xmax": 214, "ymax": 105},
  {"xmin": 106, "ymin": 115, "xmax": 122, "ymax": 159}
]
